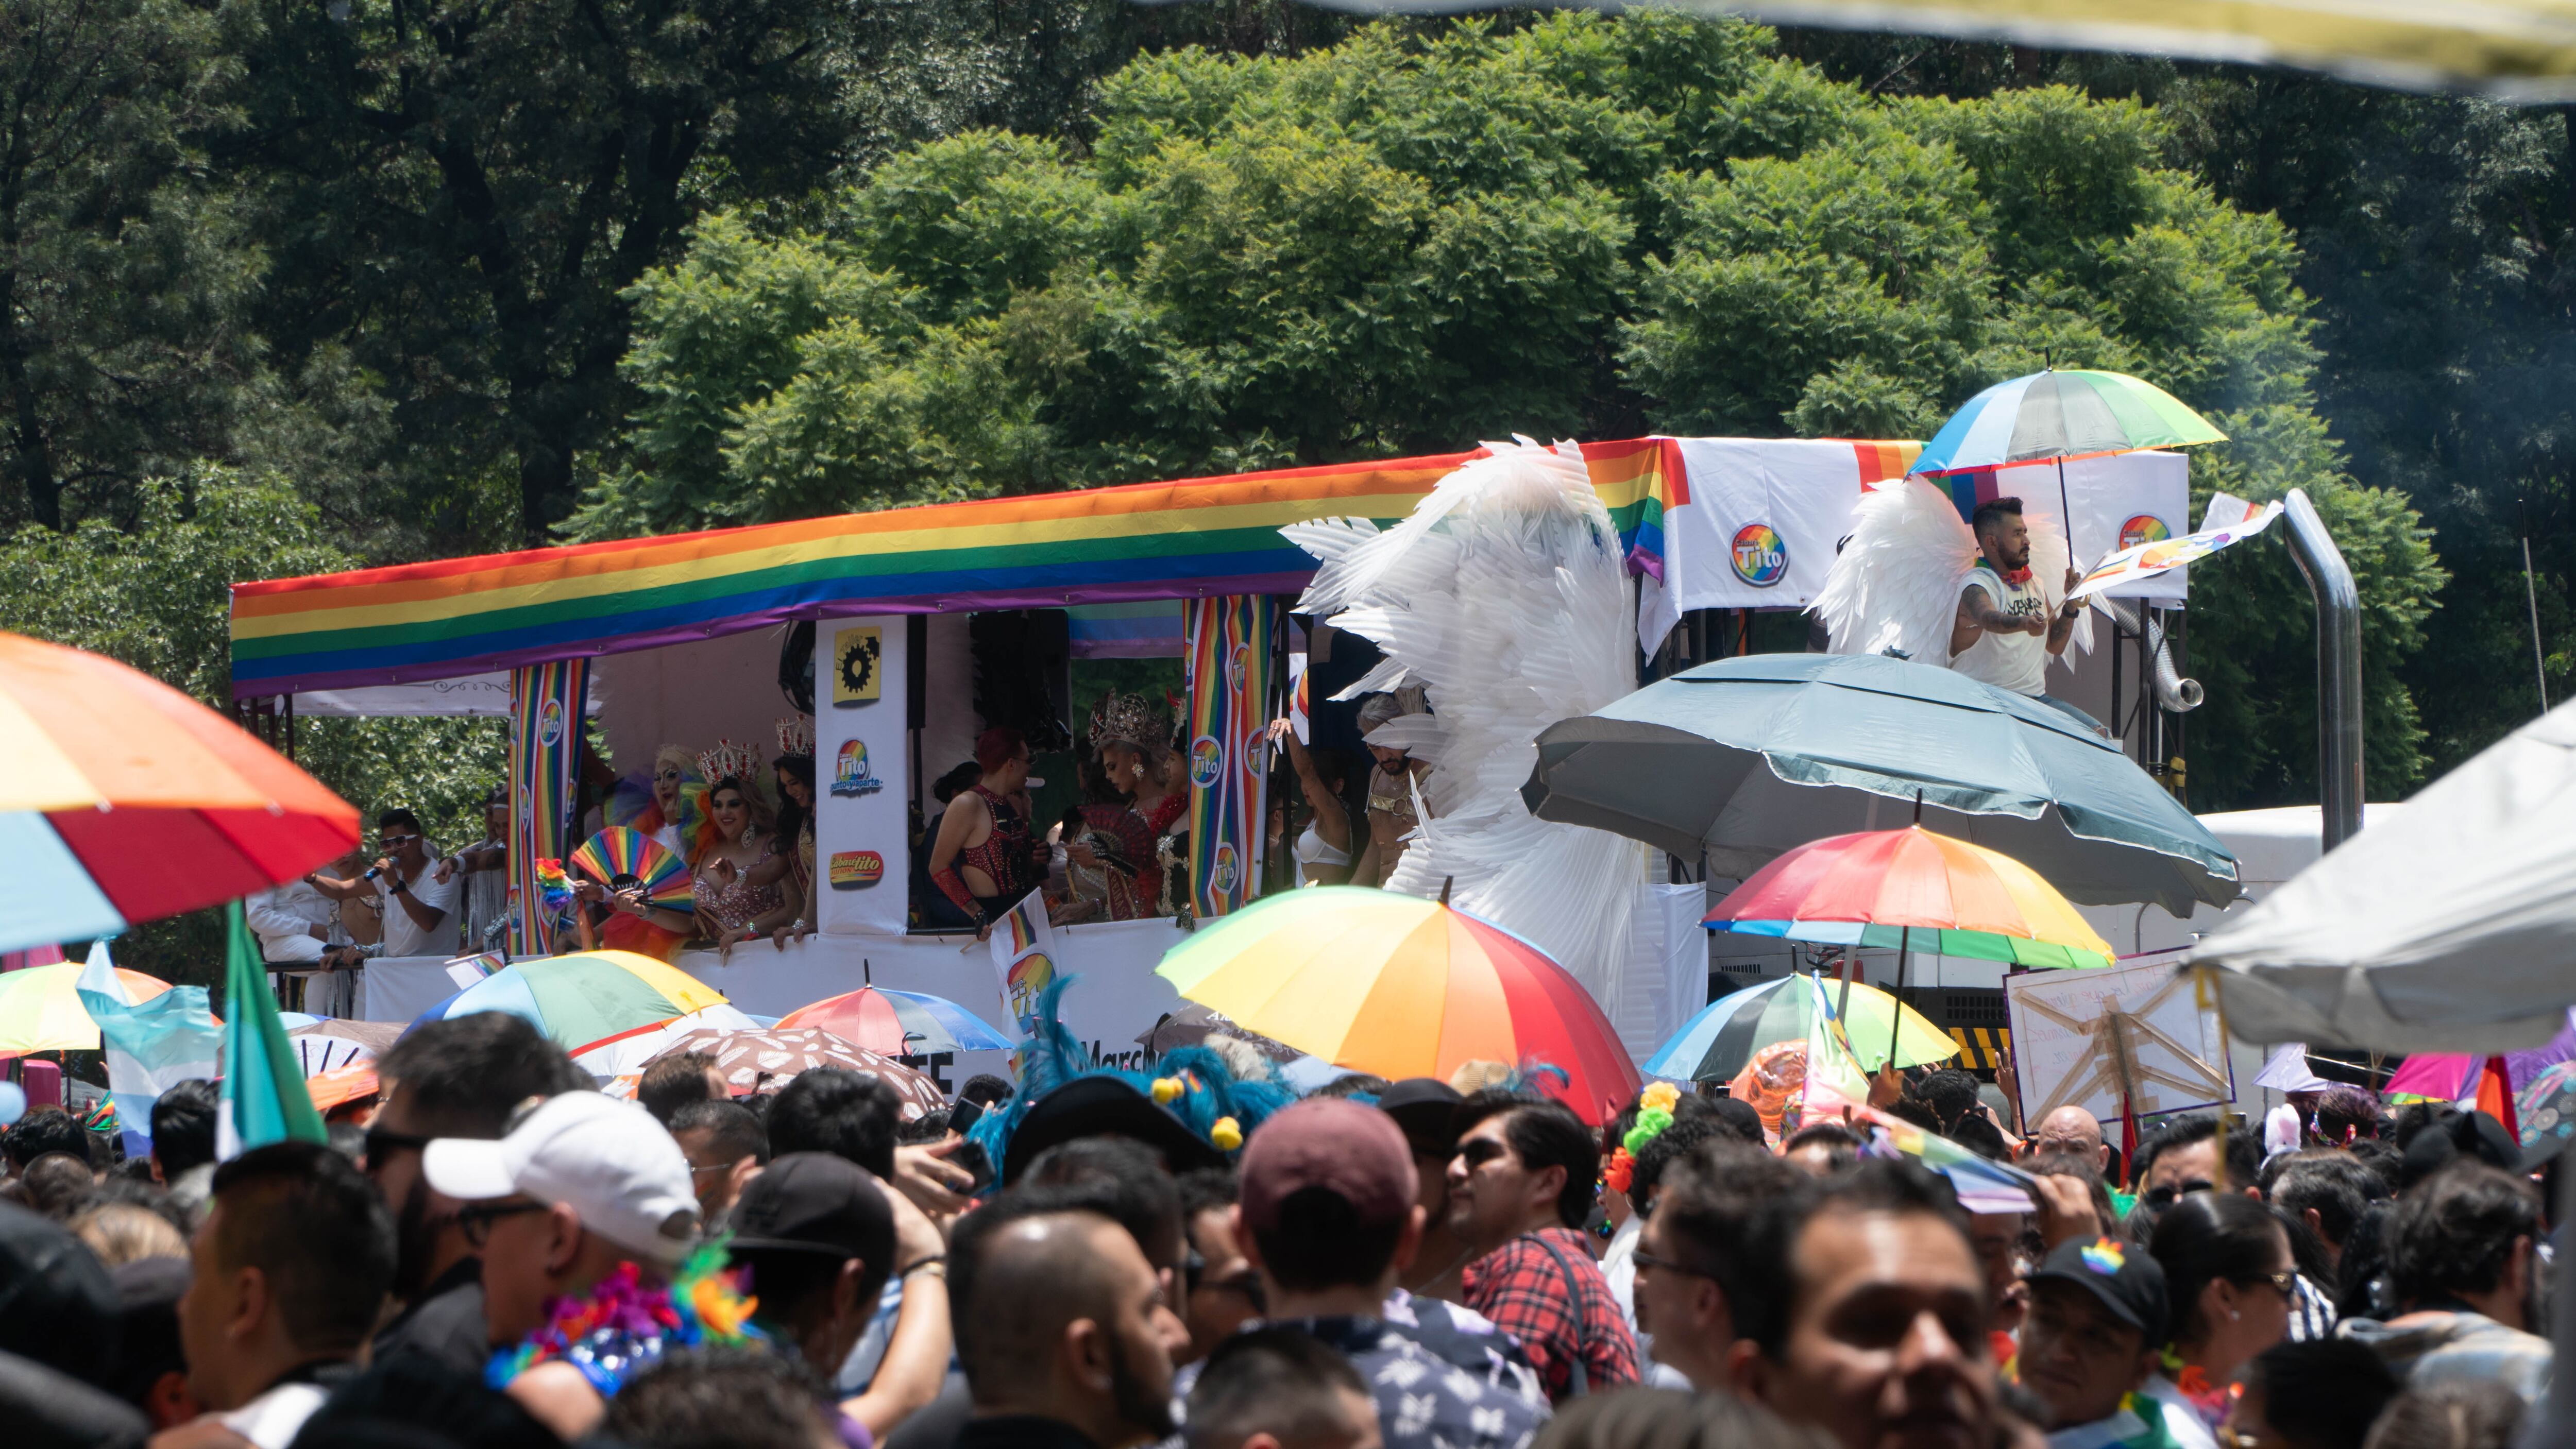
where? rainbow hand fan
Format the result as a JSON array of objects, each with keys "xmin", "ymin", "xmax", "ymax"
[{"xmin": 570, "ymin": 827, "xmax": 694, "ymax": 914}]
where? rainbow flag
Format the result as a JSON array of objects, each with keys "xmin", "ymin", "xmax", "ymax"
[
  {"xmin": 510, "ymin": 659, "xmax": 590, "ymax": 955},
  {"xmin": 989, "ymin": 892, "xmax": 1057, "ymax": 1032},
  {"xmin": 1184, "ymin": 597, "xmax": 1275, "ymax": 919}
]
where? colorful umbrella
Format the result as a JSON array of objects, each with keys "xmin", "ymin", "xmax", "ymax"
[
  {"xmin": 1910, "ymin": 369, "xmax": 2226, "ymax": 478},
  {"xmin": 0, "ymin": 962, "xmax": 180, "ymax": 1055},
  {"xmin": 0, "ymin": 631, "xmax": 362, "ymax": 953},
  {"xmin": 1155, "ymin": 887, "xmax": 1639, "ymax": 1124},
  {"xmin": 570, "ymin": 827, "xmax": 694, "ymax": 913},
  {"xmin": 2518, "ymin": 1062, "xmax": 2576, "ymax": 1161},
  {"xmin": 286, "ymin": 1018, "xmax": 406, "ymax": 1078},
  {"xmin": 569, "ymin": 1004, "xmax": 766, "ymax": 1080},
  {"xmin": 1645, "ymin": 974, "xmax": 1958, "ymax": 1080},
  {"xmin": 407, "ymin": 950, "xmax": 733, "ymax": 1048},
  {"xmin": 775, "ymin": 986, "xmax": 1015, "ymax": 1056},
  {"xmin": 1707, "ymin": 826, "xmax": 2116, "ymax": 971},
  {"xmin": 2381, "ymin": 1012, "xmax": 2576, "ymax": 1102},
  {"xmin": 645, "ymin": 1026, "xmax": 948, "ymax": 1119}
]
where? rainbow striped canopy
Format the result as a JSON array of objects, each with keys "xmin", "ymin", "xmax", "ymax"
[
  {"xmin": 228, "ymin": 441, "xmax": 1687, "ymax": 697},
  {"xmin": 1707, "ymin": 825, "xmax": 2115, "ymax": 971},
  {"xmin": 570, "ymin": 827, "xmax": 693, "ymax": 912},
  {"xmin": 1910, "ymin": 370, "xmax": 2225, "ymax": 478}
]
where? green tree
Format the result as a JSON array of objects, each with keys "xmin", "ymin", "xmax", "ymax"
[
  {"xmin": 581, "ymin": 12, "xmax": 2442, "ymax": 806},
  {"xmin": 0, "ymin": 470, "xmax": 503, "ymax": 982},
  {"xmin": 0, "ymin": 0, "xmax": 248, "ymax": 531}
]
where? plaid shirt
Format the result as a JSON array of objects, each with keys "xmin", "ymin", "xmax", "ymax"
[{"xmin": 1460, "ymin": 1228, "xmax": 1640, "ymax": 1403}]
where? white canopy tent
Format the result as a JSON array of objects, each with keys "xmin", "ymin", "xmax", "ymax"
[{"xmin": 2189, "ymin": 696, "xmax": 2576, "ymax": 1052}]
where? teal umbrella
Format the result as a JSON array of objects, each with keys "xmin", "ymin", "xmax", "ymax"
[{"xmin": 1521, "ymin": 653, "xmax": 2239, "ymax": 916}]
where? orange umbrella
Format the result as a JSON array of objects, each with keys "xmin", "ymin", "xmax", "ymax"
[{"xmin": 1, "ymin": 632, "xmax": 360, "ymax": 952}]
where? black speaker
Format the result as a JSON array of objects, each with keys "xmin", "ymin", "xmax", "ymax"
[{"xmin": 778, "ymin": 620, "xmax": 816, "ymax": 714}]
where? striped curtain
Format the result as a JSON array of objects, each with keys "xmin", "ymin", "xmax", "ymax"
[
  {"xmin": 509, "ymin": 660, "xmax": 590, "ymax": 956},
  {"xmin": 1183, "ymin": 597, "xmax": 1276, "ymax": 919}
]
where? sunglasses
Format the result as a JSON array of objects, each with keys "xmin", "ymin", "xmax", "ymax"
[
  {"xmin": 1632, "ymin": 1250, "xmax": 1717, "ymax": 1281},
  {"xmin": 1182, "ymin": 1249, "xmax": 1268, "ymax": 1312},
  {"xmin": 457, "ymin": 1200, "xmax": 548, "ymax": 1248},
  {"xmin": 1456, "ymin": 1139, "xmax": 1511, "ymax": 1169},
  {"xmin": 363, "ymin": 1125, "xmax": 433, "ymax": 1166},
  {"xmin": 380, "ymin": 833, "xmax": 421, "ymax": 848},
  {"xmin": 2238, "ymin": 1270, "xmax": 2299, "ymax": 1299},
  {"xmin": 2141, "ymin": 1180, "xmax": 2215, "ymax": 1209}
]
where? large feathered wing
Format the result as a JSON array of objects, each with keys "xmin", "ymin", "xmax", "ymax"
[
  {"xmin": 1289, "ymin": 437, "xmax": 1643, "ymax": 1008},
  {"xmin": 1811, "ymin": 479, "xmax": 1979, "ymax": 664}
]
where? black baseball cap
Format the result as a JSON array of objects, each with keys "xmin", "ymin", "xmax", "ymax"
[
  {"xmin": 1001, "ymin": 1076, "xmax": 1226, "ymax": 1186},
  {"xmin": 727, "ymin": 1152, "xmax": 895, "ymax": 1266},
  {"xmin": 2403, "ymin": 1108, "xmax": 2521, "ymax": 1180},
  {"xmin": 2027, "ymin": 1236, "xmax": 2169, "ymax": 1344},
  {"xmin": 1375, "ymin": 1078, "xmax": 1464, "ymax": 1156}
]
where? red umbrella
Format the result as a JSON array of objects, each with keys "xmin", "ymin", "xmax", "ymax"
[{"xmin": 3, "ymin": 631, "xmax": 359, "ymax": 951}]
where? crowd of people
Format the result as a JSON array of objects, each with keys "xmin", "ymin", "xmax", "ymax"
[{"xmin": 0, "ymin": 1006, "xmax": 2553, "ymax": 1449}]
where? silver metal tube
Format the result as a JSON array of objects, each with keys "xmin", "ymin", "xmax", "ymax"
[
  {"xmin": 2281, "ymin": 489, "xmax": 2364, "ymax": 853},
  {"xmin": 2097, "ymin": 600, "xmax": 2204, "ymax": 713}
]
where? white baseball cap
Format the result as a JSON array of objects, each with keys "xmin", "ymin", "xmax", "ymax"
[{"xmin": 422, "ymin": 1091, "xmax": 700, "ymax": 1265}]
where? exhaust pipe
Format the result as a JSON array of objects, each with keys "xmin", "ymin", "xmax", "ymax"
[
  {"xmin": 2097, "ymin": 599, "xmax": 2204, "ymax": 713},
  {"xmin": 2281, "ymin": 488, "xmax": 2364, "ymax": 854}
]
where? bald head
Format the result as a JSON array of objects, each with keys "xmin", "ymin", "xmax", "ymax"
[
  {"xmin": 952, "ymin": 1208, "xmax": 1142, "ymax": 1397},
  {"xmin": 2030, "ymin": 1106, "xmax": 2108, "ymax": 1174}
]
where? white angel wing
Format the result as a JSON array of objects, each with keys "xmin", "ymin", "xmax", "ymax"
[
  {"xmin": 1281, "ymin": 438, "xmax": 1642, "ymax": 1008},
  {"xmin": 1811, "ymin": 478, "xmax": 1979, "ymax": 664}
]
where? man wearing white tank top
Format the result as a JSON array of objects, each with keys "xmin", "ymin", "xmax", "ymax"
[{"xmin": 1950, "ymin": 497, "xmax": 2086, "ymax": 718}]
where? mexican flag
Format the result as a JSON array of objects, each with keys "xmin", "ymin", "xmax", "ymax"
[{"xmin": 216, "ymin": 901, "xmax": 327, "ymax": 1160}]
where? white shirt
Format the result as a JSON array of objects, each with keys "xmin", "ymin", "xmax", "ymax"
[
  {"xmin": 244, "ymin": 882, "xmax": 336, "ymax": 964},
  {"xmin": 1951, "ymin": 564, "xmax": 2054, "ymax": 697},
  {"xmin": 219, "ymin": 1382, "xmax": 330, "ymax": 1449},
  {"xmin": 375, "ymin": 851, "xmax": 460, "ymax": 958}
]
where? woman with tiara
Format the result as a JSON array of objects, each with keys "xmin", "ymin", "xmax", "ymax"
[
  {"xmin": 1066, "ymin": 691, "xmax": 1185, "ymax": 917},
  {"xmin": 688, "ymin": 739, "xmax": 789, "ymax": 959}
]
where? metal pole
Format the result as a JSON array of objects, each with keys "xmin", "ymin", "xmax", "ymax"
[
  {"xmin": 2522, "ymin": 504, "xmax": 2551, "ymax": 713},
  {"xmin": 1888, "ymin": 924, "xmax": 1910, "ymax": 1070},
  {"xmin": 2280, "ymin": 489, "xmax": 2364, "ymax": 853}
]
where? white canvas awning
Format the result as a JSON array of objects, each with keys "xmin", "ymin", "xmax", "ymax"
[
  {"xmin": 287, "ymin": 672, "xmax": 602, "ymax": 719},
  {"xmin": 2190, "ymin": 697, "xmax": 2576, "ymax": 1052}
]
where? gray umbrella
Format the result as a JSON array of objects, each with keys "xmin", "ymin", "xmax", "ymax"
[{"xmin": 1521, "ymin": 653, "xmax": 2240, "ymax": 916}]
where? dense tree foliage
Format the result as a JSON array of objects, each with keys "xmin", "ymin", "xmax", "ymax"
[{"xmin": 573, "ymin": 14, "xmax": 2440, "ymax": 803}]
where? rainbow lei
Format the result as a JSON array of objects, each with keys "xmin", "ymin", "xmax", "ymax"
[
  {"xmin": 1607, "ymin": 1083, "xmax": 1684, "ymax": 1196},
  {"xmin": 488, "ymin": 1241, "xmax": 763, "ymax": 1397}
]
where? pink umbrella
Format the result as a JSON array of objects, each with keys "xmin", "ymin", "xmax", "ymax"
[{"xmin": 2383, "ymin": 1010, "xmax": 2576, "ymax": 1100}]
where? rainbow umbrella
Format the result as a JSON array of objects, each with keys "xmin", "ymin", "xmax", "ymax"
[
  {"xmin": 570, "ymin": 827, "xmax": 693, "ymax": 913},
  {"xmin": 406, "ymin": 950, "xmax": 733, "ymax": 1048},
  {"xmin": 1910, "ymin": 369, "xmax": 2226, "ymax": 478},
  {"xmin": 1709, "ymin": 826, "xmax": 2115, "ymax": 970},
  {"xmin": 0, "ymin": 632, "xmax": 361, "ymax": 953},
  {"xmin": 776, "ymin": 986, "xmax": 1015, "ymax": 1056},
  {"xmin": 0, "ymin": 962, "xmax": 179, "ymax": 1055},
  {"xmin": 1155, "ymin": 887, "xmax": 1639, "ymax": 1124},
  {"xmin": 1645, "ymin": 974, "xmax": 1957, "ymax": 1080}
]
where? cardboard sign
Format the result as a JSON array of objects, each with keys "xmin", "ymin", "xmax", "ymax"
[{"xmin": 2007, "ymin": 952, "xmax": 2234, "ymax": 1127}]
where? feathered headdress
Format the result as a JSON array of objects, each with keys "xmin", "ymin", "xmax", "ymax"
[
  {"xmin": 968, "ymin": 977, "xmax": 1294, "ymax": 1186},
  {"xmin": 1088, "ymin": 691, "xmax": 1166, "ymax": 754}
]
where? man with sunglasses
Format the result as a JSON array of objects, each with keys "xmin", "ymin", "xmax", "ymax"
[
  {"xmin": 2131, "ymin": 1117, "xmax": 2261, "ymax": 1223},
  {"xmin": 365, "ymin": 1013, "xmax": 590, "ymax": 1378},
  {"xmin": 309, "ymin": 809, "xmax": 459, "ymax": 961},
  {"xmin": 1186, "ymin": 1098, "xmax": 1547, "ymax": 1449},
  {"xmin": 422, "ymin": 1088, "xmax": 705, "ymax": 1439}
]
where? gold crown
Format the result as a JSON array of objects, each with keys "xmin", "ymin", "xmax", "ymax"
[
  {"xmin": 774, "ymin": 714, "xmax": 815, "ymax": 758},
  {"xmin": 1088, "ymin": 690, "xmax": 1166, "ymax": 753},
  {"xmin": 697, "ymin": 738, "xmax": 764, "ymax": 785}
]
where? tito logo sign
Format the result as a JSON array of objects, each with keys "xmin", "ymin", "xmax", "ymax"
[{"xmin": 1730, "ymin": 523, "xmax": 1787, "ymax": 587}]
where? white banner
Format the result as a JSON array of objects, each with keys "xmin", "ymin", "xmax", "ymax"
[
  {"xmin": 1640, "ymin": 441, "xmax": 2191, "ymax": 652},
  {"xmin": 816, "ymin": 616, "xmax": 909, "ymax": 935}
]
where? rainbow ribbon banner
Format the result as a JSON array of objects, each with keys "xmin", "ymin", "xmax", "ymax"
[
  {"xmin": 510, "ymin": 659, "xmax": 591, "ymax": 956},
  {"xmin": 2070, "ymin": 497, "xmax": 2283, "ymax": 603},
  {"xmin": 1184, "ymin": 597, "xmax": 1276, "ymax": 919}
]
